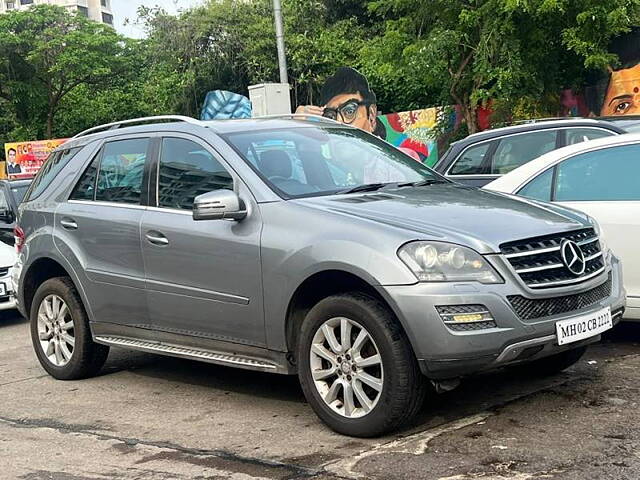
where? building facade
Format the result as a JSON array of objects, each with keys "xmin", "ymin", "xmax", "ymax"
[{"xmin": 0, "ymin": 0, "xmax": 114, "ymax": 26}]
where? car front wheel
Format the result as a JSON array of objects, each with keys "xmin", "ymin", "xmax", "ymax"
[{"xmin": 298, "ymin": 292, "xmax": 426, "ymax": 437}]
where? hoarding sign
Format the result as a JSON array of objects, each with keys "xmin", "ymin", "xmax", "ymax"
[{"xmin": 3, "ymin": 138, "xmax": 68, "ymax": 179}]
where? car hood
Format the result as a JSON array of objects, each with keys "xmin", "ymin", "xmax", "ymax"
[{"xmin": 294, "ymin": 183, "xmax": 590, "ymax": 253}]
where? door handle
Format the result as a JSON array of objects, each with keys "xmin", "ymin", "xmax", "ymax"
[
  {"xmin": 145, "ymin": 232, "xmax": 169, "ymax": 246},
  {"xmin": 60, "ymin": 218, "xmax": 78, "ymax": 230}
]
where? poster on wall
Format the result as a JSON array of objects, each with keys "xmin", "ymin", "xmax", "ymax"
[{"xmin": 2, "ymin": 139, "xmax": 68, "ymax": 180}]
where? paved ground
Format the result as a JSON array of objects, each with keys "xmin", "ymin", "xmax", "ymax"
[{"xmin": 1, "ymin": 310, "xmax": 639, "ymax": 480}]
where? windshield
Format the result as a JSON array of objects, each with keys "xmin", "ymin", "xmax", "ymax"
[
  {"xmin": 224, "ymin": 127, "xmax": 444, "ymax": 198},
  {"xmin": 11, "ymin": 184, "xmax": 30, "ymax": 204}
]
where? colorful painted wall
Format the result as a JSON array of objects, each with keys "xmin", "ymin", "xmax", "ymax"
[{"xmin": 378, "ymin": 108, "xmax": 440, "ymax": 166}]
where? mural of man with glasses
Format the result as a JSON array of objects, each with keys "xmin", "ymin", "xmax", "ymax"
[{"xmin": 296, "ymin": 67, "xmax": 386, "ymax": 139}]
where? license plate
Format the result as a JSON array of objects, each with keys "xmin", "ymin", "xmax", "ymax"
[
  {"xmin": 0, "ymin": 283, "xmax": 5, "ymax": 295},
  {"xmin": 556, "ymin": 306, "xmax": 612, "ymax": 346}
]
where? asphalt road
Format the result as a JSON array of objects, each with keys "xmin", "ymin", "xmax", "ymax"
[{"xmin": 1, "ymin": 310, "xmax": 639, "ymax": 480}]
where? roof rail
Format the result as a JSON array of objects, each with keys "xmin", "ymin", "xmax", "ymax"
[
  {"xmin": 72, "ymin": 115, "xmax": 205, "ymax": 139},
  {"xmin": 254, "ymin": 113, "xmax": 343, "ymax": 125}
]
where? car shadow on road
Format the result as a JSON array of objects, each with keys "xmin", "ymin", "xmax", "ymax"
[
  {"xmin": 0, "ymin": 310, "xmax": 26, "ymax": 327},
  {"xmin": 97, "ymin": 321, "xmax": 638, "ymax": 431}
]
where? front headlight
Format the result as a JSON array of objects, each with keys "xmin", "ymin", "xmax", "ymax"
[{"xmin": 398, "ymin": 241, "xmax": 503, "ymax": 283}]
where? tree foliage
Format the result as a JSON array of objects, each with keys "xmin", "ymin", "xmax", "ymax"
[{"xmin": 1, "ymin": 0, "xmax": 640, "ymax": 149}]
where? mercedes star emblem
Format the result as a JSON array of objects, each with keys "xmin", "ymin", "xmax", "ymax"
[{"xmin": 561, "ymin": 240, "xmax": 586, "ymax": 276}]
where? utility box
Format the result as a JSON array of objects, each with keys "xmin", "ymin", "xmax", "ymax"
[{"xmin": 248, "ymin": 83, "xmax": 291, "ymax": 117}]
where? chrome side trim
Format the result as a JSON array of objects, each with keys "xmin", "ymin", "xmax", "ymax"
[
  {"xmin": 94, "ymin": 336, "xmax": 277, "ymax": 371},
  {"xmin": 528, "ymin": 266, "xmax": 607, "ymax": 288},
  {"xmin": 67, "ymin": 199, "xmax": 147, "ymax": 211}
]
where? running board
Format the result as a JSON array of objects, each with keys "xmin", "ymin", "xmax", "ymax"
[{"xmin": 95, "ymin": 336, "xmax": 279, "ymax": 372}]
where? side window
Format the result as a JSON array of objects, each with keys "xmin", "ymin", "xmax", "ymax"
[
  {"xmin": 491, "ymin": 131, "xmax": 557, "ymax": 175},
  {"xmin": 95, "ymin": 138, "xmax": 149, "ymax": 204},
  {"xmin": 517, "ymin": 167, "xmax": 554, "ymax": 201},
  {"xmin": 70, "ymin": 153, "xmax": 100, "ymax": 200},
  {"xmin": 565, "ymin": 128, "xmax": 614, "ymax": 146},
  {"xmin": 555, "ymin": 144, "xmax": 640, "ymax": 201},
  {"xmin": 0, "ymin": 190, "xmax": 8, "ymax": 211},
  {"xmin": 158, "ymin": 137, "xmax": 233, "ymax": 210},
  {"xmin": 25, "ymin": 147, "xmax": 82, "ymax": 201},
  {"xmin": 449, "ymin": 142, "xmax": 491, "ymax": 175}
]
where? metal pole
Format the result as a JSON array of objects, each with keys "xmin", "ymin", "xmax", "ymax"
[{"xmin": 272, "ymin": 0, "xmax": 288, "ymax": 84}]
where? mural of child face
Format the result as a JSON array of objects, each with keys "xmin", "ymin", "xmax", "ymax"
[
  {"xmin": 601, "ymin": 63, "xmax": 640, "ymax": 116},
  {"xmin": 323, "ymin": 93, "xmax": 376, "ymax": 133}
]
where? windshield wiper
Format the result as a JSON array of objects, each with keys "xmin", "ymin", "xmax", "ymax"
[
  {"xmin": 396, "ymin": 179, "xmax": 448, "ymax": 188},
  {"xmin": 340, "ymin": 183, "xmax": 388, "ymax": 194}
]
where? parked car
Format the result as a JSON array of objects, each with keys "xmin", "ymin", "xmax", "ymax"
[
  {"xmin": 0, "ymin": 240, "xmax": 17, "ymax": 311},
  {"xmin": 485, "ymin": 133, "xmax": 640, "ymax": 321},
  {"xmin": 433, "ymin": 119, "xmax": 626, "ymax": 187},
  {"xmin": 0, "ymin": 179, "xmax": 31, "ymax": 246},
  {"xmin": 14, "ymin": 115, "xmax": 624, "ymax": 437},
  {"xmin": 597, "ymin": 115, "xmax": 640, "ymax": 133}
]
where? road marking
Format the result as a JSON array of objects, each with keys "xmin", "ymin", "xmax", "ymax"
[{"xmin": 324, "ymin": 412, "xmax": 492, "ymax": 479}]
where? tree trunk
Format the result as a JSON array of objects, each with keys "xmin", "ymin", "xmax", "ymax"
[
  {"xmin": 462, "ymin": 103, "xmax": 478, "ymax": 134},
  {"xmin": 46, "ymin": 109, "xmax": 54, "ymax": 138}
]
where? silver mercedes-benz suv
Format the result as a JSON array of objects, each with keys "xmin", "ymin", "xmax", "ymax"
[{"xmin": 14, "ymin": 115, "xmax": 625, "ymax": 437}]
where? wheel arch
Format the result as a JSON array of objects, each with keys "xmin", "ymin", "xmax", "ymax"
[{"xmin": 284, "ymin": 269, "xmax": 415, "ymax": 362}]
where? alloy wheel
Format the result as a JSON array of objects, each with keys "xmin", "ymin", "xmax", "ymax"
[
  {"xmin": 37, "ymin": 294, "xmax": 75, "ymax": 367},
  {"xmin": 309, "ymin": 317, "xmax": 384, "ymax": 419}
]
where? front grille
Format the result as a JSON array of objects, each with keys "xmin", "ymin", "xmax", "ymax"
[
  {"xmin": 508, "ymin": 274, "xmax": 612, "ymax": 320},
  {"xmin": 0, "ymin": 267, "xmax": 9, "ymax": 276},
  {"xmin": 501, "ymin": 228, "xmax": 605, "ymax": 289}
]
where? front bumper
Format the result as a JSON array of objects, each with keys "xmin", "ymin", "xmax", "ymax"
[
  {"xmin": 0, "ymin": 267, "xmax": 18, "ymax": 312},
  {"xmin": 381, "ymin": 254, "xmax": 625, "ymax": 379}
]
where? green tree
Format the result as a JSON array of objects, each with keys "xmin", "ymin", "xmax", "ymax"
[{"xmin": 0, "ymin": 4, "xmax": 135, "ymax": 137}]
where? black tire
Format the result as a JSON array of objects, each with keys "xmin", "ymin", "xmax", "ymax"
[
  {"xmin": 297, "ymin": 292, "xmax": 426, "ymax": 437},
  {"xmin": 518, "ymin": 346, "xmax": 587, "ymax": 377},
  {"xmin": 30, "ymin": 277, "xmax": 109, "ymax": 380}
]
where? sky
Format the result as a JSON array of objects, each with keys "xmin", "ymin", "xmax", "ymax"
[{"xmin": 113, "ymin": 0, "xmax": 203, "ymax": 38}]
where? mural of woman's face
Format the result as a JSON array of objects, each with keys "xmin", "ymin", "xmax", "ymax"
[{"xmin": 601, "ymin": 63, "xmax": 640, "ymax": 116}]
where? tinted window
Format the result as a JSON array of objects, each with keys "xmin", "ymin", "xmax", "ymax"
[
  {"xmin": 449, "ymin": 142, "xmax": 491, "ymax": 175},
  {"xmin": 518, "ymin": 167, "xmax": 554, "ymax": 201},
  {"xmin": 11, "ymin": 184, "xmax": 29, "ymax": 204},
  {"xmin": 491, "ymin": 130, "xmax": 557, "ymax": 174},
  {"xmin": 555, "ymin": 144, "xmax": 640, "ymax": 201},
  {"xmin": 25, "ymin": 147, "xmax": 81, "ymax": 201},
  {"xmin": 226, "ymin": 127, "xmax": 441, "ymax": 198},
  {"xmin": 565, "ymin": 128, "xmax": 614, "ymax": 146},
  {"xmin": 158, "ymin": 138, "xmax": 233, "ymax": 210},
  {"xmin": 70, "ymin": 153, "xmax": 100, "ymax": 201},
  {"xmin": 95, "ymin": 138, "xmax": 148, "ymax": 204}
]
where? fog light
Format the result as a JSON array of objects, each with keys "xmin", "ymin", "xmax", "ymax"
[{"xmin": 436, "ymin": 305, "xmax": 497, "ymax": 331}]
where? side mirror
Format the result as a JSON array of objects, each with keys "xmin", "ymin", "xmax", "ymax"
[
  {"xmin": 0, "ymin": 209, "xmax": 12, "ymax": 224},
  {"xmin": 193, "ymin": 190, "xmax": 247, "ymax": 221}
]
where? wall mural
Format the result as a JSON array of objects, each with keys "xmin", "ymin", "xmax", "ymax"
[{"xmin": 378, "ymin": 108, "xmax": 440, "ymax": 166}]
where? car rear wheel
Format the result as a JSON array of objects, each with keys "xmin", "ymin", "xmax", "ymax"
[
  {"xmin": 298, "ymin": 292, "xmax": 426, "ymax": 437},
  {"xmin": 30, "ymin": 277, "xmax": 109, "ymax": 380}
]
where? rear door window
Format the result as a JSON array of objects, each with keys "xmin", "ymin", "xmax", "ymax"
[
  {"xmin": 554, "ymin": 144, "xmax": 640, "ymax": 201},
  {"xmin": 565, "ymin": 128, "xmax": 615, "ymax": 146},
  {"xmin": 95, "ymin": 138, "xmax": 149, "ymax": 204},
  {"xmin": 491, "ymin": 130, "xmax": 557, "ymax": 175}
]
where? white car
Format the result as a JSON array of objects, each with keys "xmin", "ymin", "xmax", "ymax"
[
  {"xmin": 0, "ymin": 240, "xmax": 17, "ymax": 311},
  {"xmin": 485, "ymin": 133, "xmax": 640, "ymax": 320}
]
